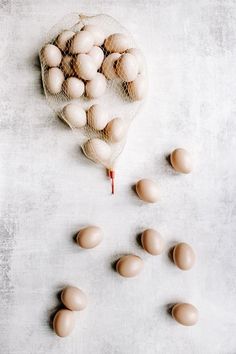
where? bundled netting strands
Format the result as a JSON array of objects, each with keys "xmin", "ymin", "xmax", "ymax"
[{"xmin": 39, "ymin": 13, "xmax": 147, "ymax": 193}]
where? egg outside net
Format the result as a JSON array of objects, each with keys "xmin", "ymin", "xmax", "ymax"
[{"xmin": 39, "ymin": 13, "xmax": 147, "ymax": 174}]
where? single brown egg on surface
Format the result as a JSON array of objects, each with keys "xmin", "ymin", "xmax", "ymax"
[
  {"xmin": 45, "ymin": 67, "xmax": 64, "ymax": 95},
  {"xmin": 69, "ymin": 31, "xmax": 94, "ymax": 54},
  {"xmin": 76, "ymin": 226, "xmax": 103, "ymax": 249},
  {"xmin": 105, "ymin": 117, "xmax": 125, "ymax": 143},
  {"xmin": 73, "ymin": 54, "xmax": 97, "ymax": 81},
  {"xmin": 141, "ymin": 229, "xmax": 164, "ymax": 255},
  {"xmin": 85, "ymin": 73, "xmax": 107, "ymax": 99},
  {"xmin": 61, "ymin": 286, "xmax": 87, "ymax": 311},
  {"xmin": 135, "ymin": 179, "xmax": 159, "ymax": 203},
  {"xmin": 173, "ymin": 242, "xmax": 195, "ymax": 270},
  {"xmin": 115, "ymin": 53, "xmax": 138, "ymax": 82},
  {"xmin": 53, "ymin": 309, "xmax": 75, "ymax": 337},
  {"xmin": 63, "ymin": 77, "xmax": 84, "ymax": 99},
  {"xmin": 127, "ymin": 75, "xmax": 147, "ymax": 101},
  {"xmin": 172, "ymin": 303, "xmax": 198, "ymax": 326},
  {"xmin": 82, "ymin": 25, "xmax": 105, "ymax": 46},
  {"xmin": 104, "ymin": 33, "xmax": 130, "ymax": 53},
  {"xmin": 83, "ymin": 138, "xmax": 111, "ymax": 164},
  {"xmin": 55, "ymin": 30, "xmax": 75, "ymax": 52},
  {"xmin": 116, "ymin": 255, "xmax": 144, "ymax": 278},
  {"xmin": 102, "ymin": 53, "xmax": 121, "ymax": 80},
  {"xmin": 62, "ymin": 103, "xmax": 86, "ymax": 128},
  {"xmin": 170, "ymin": 148, "xmax": 193, "ymax": 174},
  {"xmin": 41, "ymin": 44, "xmax": 62, "ymax": 67}
]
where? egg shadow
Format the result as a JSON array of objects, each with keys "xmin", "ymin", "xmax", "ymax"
[
  {"xmin": 166, "ymin": 303, "xmax": 176, "ymax": 316},
  {"xmin": 135, "ymin": 232, "xmax": 143, "ymax": 249},
  {"xmin": 168, "ymin": 246, "xmax": 175, "ymax": 263},
  {"xmin": 48, "ymin": 288, "xmax": 67, "ymax": 331},
  {"xmin": 165, "ymin": 154, "xmax": 171, "ymax": 166}
]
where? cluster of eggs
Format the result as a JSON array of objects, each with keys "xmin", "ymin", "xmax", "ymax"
[
  {"xmin": 52, "ymin": 147, "xmax": 197, "ymax": 337},
  {"xmin": 62, "ymin": 102, "xmax": 126, "ymax": 163},
  {"xmin": 41, "ymin": 26, "xmax": 147, "ymax": 166},
  {"xmin": 53, "ymin": 286, "xmax": 87, "ymax": 337},
  {"xmin": 41, "ymin": 26, "xmax": 146, "ymax": 101}
]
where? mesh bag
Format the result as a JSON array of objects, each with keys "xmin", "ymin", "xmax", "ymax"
[{"xmin": 39, "ymin": 13, "xmax": 147, "ymax": 192}]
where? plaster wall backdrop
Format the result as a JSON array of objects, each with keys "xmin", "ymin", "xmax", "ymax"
[{"xmin": 0, "ymin": 0, "xmax": 236, "ymax": 353}]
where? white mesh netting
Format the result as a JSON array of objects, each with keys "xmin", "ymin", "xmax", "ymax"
[{"xmin": 39, "ymin": 13, "xmax": 147, "ymax": 190}]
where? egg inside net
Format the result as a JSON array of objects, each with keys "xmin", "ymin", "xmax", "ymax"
[{"xmin": 39, "ymin": 13, "xmax": 147, "ymax": 193}]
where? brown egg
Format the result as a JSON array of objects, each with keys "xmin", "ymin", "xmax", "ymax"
[
  {"xmin": 135, "ymin": 179, "xmax": 159, "ymax": 203},
  {"xmin": 69, "ymin": 31, "xmax": 94, "ymax": 54},
  {"xmin": 141, "ymin": 229, "xmax": 164, "ymax": 255},
  {"xmin": 127, "ymin": 75, "xmax": 147, "ymax": 101},
  {"xmin": 73, "ymin": 54, "xmax": 97, "ymax": 81},
  {"xmin": 76, "ymin": 226, "xmax": 103, "ymax": 249},
  {"xmin": 45, "ymin": 67, "xmax": 64, "ymax": 95},
  {"xmin": 82, "ymin": 25, "xmax": 105, "ymax": 46},
  {"xmin": 172, "ymin": 303, "xmax": 198, "ymax": 326},
  {"xmin": 55, "ymin": 30, "xmax": 75, "ymax": 52},
  {"xmin": 125, "ymin": 48, "xmax": 144, "ymax": 73},
  {"xmin": 85, "ymin": 73, "xmax": 107, "ymax": 99},
  {"xmin": 63, "ymin": 77, "xmax": 84, "ymax": 99},
  {"xmin": 116, "ymin": 255, "xmax": 144, "ymax": 278},
  {"xmin": 61, "ymin": 286, "xmax": 87, "ymax": 311},
  {"xmin": 88, "ymin": 46, "xmax": 104, "ymax": 69},
  {"xmin": 173, "ymin": 242, "xmax": 196, "ymax": 270},
  {"xmin": 53, "ymin": 309, "xmax": 75, "ymax": 337},
  {"xmin": 105, "ymin": 118, "xmax": 125, "ymax": 143},
  {"xmin": 62, "ymin": 103, "xmax": 86, "ymax": 129},
  {"xmin": 170, "ymin": 148, "xmax": 193, "ymax": 174},
  {"xmin": 115, "ymin": 53, "xmax": 138, "ymax": 82},
  {"xmin": 41, "ymin": 44, "xmax": 62, "ymax": 67},
  {"xmin": 87, "ymin": 104, "xmax": 109, "ymax": 131},
  {"xmin": 83, "ymin": 138, "xmax": 111, "ymax": 164},
  {"xmin": 102, "ymin": 53, "xmax": 121, "ymax": 80},
  {"xmin": 104, "ymin": 33, "xmax": 130, "ymax": 53}
]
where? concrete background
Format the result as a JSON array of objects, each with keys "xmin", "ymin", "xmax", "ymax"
[{"xmin": 0, "ymin": 0, "xmax": 236, "ymax": 353}]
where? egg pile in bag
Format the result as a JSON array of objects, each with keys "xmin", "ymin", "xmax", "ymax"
[{"xmin": 39, "ymin": 13, "xmax": 147, "ymax": 193}]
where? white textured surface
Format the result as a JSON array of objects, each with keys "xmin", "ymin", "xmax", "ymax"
[{"xmin": 0, "ymin": 1, "xmax": 236, "ymax": 353}]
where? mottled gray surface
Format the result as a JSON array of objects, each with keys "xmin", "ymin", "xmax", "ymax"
[{"xmin": 0, "ymin": 0, "xmax": 236, "ymax": 353}]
